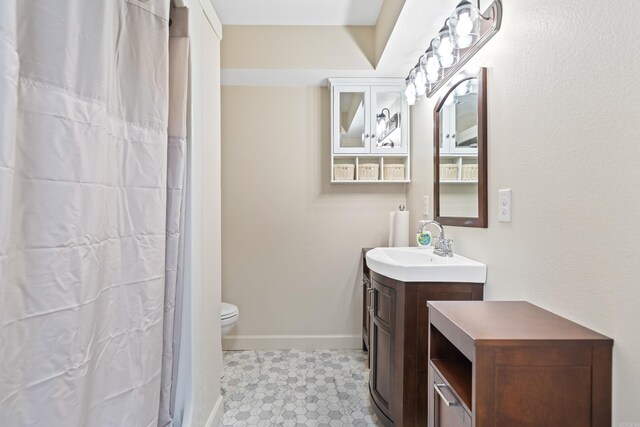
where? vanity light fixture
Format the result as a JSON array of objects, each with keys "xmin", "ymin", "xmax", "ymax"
[
  {"xmin": 404, "ymin": 0, "xmax": 502, "ymax": 101},
  {"xmin": 376, "ymin": 108, "xmax": 400, "ymax": 146},
  {"xmin": 404, "ymin": 69, "xmax": 417, "ymax": 106}
]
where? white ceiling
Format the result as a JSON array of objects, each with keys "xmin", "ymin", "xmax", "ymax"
[{"xmin": 210, "ymin": 0, "xmax": 384, "ymax": 25}]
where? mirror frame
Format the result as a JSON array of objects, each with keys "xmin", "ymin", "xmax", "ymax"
[{"xmin": 433, "ymin": 68, "xmax": 488, "ymax": 228}]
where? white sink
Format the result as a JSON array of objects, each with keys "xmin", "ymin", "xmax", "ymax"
[{"xmin": 366, "ymin": 247, "xmax": 486, "ymax": 283}]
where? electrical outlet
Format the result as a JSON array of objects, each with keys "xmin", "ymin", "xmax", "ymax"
[{"xmin": 498, "ymin": 189, "xmax": 512, "ymax": 222}]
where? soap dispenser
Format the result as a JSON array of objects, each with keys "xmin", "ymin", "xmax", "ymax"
[{"xmin": 416, "ymin": 220, "xmax": 432, "ymax": 248}]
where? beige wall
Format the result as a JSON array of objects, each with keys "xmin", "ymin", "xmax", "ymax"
[
  {"xmin": 406, "ymin": 1, "xmax": 640, "ymax": 423},
  {"xmin": 221, "ymin": 86, "xmax": 406, "ymax": 349},
  {"xmin": 222, "ymin": 25, "xmax": 374, "ymax": 70}
]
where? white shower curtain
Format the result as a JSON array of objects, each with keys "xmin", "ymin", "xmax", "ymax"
[
  {"xmin": 0, "ymin": 1, "xmax": 178, "ymax": 426},
  {"xmin": 158, "ymin": 7, "xmax": 189, "ymax": 427}
]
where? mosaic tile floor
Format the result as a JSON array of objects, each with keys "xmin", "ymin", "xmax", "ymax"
[{"xmin": 221, "ymin": 349, "xmax": 381, "ymax": 427}]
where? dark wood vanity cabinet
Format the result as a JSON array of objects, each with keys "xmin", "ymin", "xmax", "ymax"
[
  {"xmin": 362, "ymin": 248, "xmax": 373, "ymax": 353},
  {"xmin": 428, "ymin": 301, "xmax": 613, "ymax": 427},
  {"xmin": 368, "ymin": 272, "xmax": 484, "ymax": 427}
]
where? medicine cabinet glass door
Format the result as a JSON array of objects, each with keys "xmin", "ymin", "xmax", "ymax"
[
  {"xmin": 370, "ymin": 86, "xmax": 408, "ymax": 154},
  {"xmin": 333, "ymin": 86, "xmax": 370, "ymax": 154}
]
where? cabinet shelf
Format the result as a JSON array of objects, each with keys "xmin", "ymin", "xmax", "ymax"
[
  {"xmin": 440, "ymin": 180, "xmax": 478, "ymax": 184},
  {"xmin": 332, "ymin": 179, "xmax": 410, "ymax": 184},
  {"xmin": 332, "ymin": 152, "xmax": 408, "ymax": 158},
  {"xmin": 441, "ymin": 153, "xmax": 477, "ymax": 158}
]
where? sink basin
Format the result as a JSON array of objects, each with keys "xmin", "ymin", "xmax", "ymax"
[{"xmin": 366, "ymin": 247, "xmax": 486, "ymax": 283}]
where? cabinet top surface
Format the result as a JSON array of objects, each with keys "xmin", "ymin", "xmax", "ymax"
[{"xmin": 429, "ymin": 301, "xmax": 613, "ymax": 345}]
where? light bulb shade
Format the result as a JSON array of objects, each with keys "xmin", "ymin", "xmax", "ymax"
[
  {"xmin": 376, "ymin": 112, "xmax": 388, "ymax": 136},
  {"xmin": 455, "ymin": 81, "xmax": 470, "ymax": 96},
  {"xmin": 432, "ymin": 24, "xmax": 458, "ymax": 69},
  {"xmin": 404, "ymin": 72, "xmax": 417, "ymax": 106},
  {"xmin": 449, "ymin": 1, "xmax": 481, "ymax": 49},
  {"xmin": 414, "ymin": 57, "xmax": 428, "ymax": 97},
  {"xmin": 424, "ymin": 48, "xmax": 441, "ymax": 85}
]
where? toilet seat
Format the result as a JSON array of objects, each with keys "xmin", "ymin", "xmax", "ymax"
[
  {"xmin": 221, "ymin": 302, "xmax": 239, "ymax": 328},
  {"xmin": 221, "ymin": 302, "xmax": 239, "ymax": 320}
]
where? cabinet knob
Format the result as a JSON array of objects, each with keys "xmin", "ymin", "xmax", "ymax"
[
  {"xmin": 445, "ymin": 134, "xmax": 450, "ymax": 138},
  {"xmin": 364, "ymin": 133, "xmax": 370, "ymax": 138},
  {"xmin": 371, "ymin": 133, "xmax": 376, "ymax": 138}
]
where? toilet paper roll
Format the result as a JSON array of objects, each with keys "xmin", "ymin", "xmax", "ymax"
[{"xmin": 389, "ymin": 209, "xmax": 410, "ymax": 247}]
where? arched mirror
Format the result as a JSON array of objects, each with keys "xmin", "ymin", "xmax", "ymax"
[{"xmin": 434, "ymin": 68, "xmax": 487, "ymax": 227}]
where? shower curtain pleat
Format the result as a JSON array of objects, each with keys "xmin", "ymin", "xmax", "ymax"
[
  {"xmin": 159, "ymin": 7, "xmax": 189, "ymax": 427},
  {"xmin": 0, "ymin": 1, "xmax": 173, "ymax": 426}
]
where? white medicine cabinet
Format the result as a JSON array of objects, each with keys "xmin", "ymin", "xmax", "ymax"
[
  {"xmin": 439, "ymin": 103, "xmax": 478, "ymax": 155},
  {"xmin": 329, "ymin": 78, "xmax": 410, "ymax": 183}
]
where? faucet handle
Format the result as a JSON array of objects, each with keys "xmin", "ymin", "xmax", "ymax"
[{"xmin": 443, "ymin": 238, "xmax": 454, "ymax": 256}]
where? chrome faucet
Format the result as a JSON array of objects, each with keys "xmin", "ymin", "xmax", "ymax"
[{"xmin": 423, "ymin": 220, "xmax": 454, "ymax": 257}]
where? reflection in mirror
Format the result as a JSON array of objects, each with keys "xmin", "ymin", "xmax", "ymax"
[
  {"xmin": 374, "ymin": 91, "xmax": 401, "ymax": 148},
  {"xmin": 339, "ymin": 92, "xmax": 365, "ymax": 148},
  {"xmin": 434, "ymin": 68, "xmax": 487, "ymax": 227}
]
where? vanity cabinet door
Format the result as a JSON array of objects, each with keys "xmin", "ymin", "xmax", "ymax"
[{"xmin": 369, "ymin": 279, "xmax": 395, "ymax": 423}]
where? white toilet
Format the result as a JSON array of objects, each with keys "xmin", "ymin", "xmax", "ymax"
[{"xmin": 221, "ymin": 302, "xmax": 239, "ymax": 336}]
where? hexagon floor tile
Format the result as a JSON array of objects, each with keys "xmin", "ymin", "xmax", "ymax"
[{"xmin": 221, "ymin": 349, "xmax": 381, "ymax": 426}]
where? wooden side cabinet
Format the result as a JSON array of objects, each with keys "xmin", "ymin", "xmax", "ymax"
[
  {"xmin": 368, "ymin": 272, "xmax": 484, "ymax": 426},
  {"xmin": 427, "ymin": 301, "xmax": 613, "ymax": 427}
]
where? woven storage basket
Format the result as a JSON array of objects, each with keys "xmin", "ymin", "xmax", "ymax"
[
  {"xmin": 383, "ymin": 164, "xmax": 405, "ymax": 180},
  {"xmin": 440, "ymin": 164, "xmax": 458, "ymax": 180},
  {"xmin": 358, "ymin": 163, "xmax": 379, "ymax": 180},
  {"xmin": 333, "ymin": 164, "xmax": 355, "ymax": 181},
  {"xmin": 461, "ymin": 164, "xmax": 478, "ymax": 181}
]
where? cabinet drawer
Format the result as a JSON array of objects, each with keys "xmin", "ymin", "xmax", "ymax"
[{"xmin": 430, "ymin": 368, "xmax": 471, "ymax": 427}]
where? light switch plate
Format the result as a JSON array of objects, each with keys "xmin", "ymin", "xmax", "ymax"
[
  {"xmin": 498, "ymin": 189, "xmax": 512, "ymax": 222},
  {"xmin": 423, "ymin": 195, "xmax": 430, "ymax": 216}
]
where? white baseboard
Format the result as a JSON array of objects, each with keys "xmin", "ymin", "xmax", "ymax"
[
  {"xmin": 222, "ymin": 334, "xmax": 361, "ymax": 351},
  {"xmin": 204, "ymin": 395, "xmax": 224, "ymax": 427}
]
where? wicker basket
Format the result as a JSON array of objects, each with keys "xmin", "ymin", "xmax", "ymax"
[
  {"xmin": 383, "ymin": 164, "xmax": 405, "ymax": 180},
  {"xmin": 440, "ymin": 164, "xmax": 458, "ymax": 180},
  {"xmin": 461, "ymin": 164, "xmax": 478, "ymax": 181},
  {"xmin": 333, "ymin": 164, "xmax": 355, "ymax": 181},
  {"xmin": 358, "ymin": 163, "xmax": 379, "ymax": 180}
]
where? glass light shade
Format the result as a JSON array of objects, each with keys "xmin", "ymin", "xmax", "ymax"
[
  {"xmin": 455, "ymin": 80, "xmax": 471, "ymax": 96},
  {"xmin": 432, "ymin": 25, "xmax": 458, "ymax": 69},
  {"xmin": 424, "ymin": 48, "xmax": 441, "ymax": 84},
  {"xmin": 376, "ymin": 113, "xmax": 387, "ymax": 136},
  {"xmin": 449, "ymin": 1, "xmax": 481, "ymax": 49},
  {"xmin": 404, "ymin": 72, "xmax": 417, "ymax": 106},
  {"xmin": 414, "ymin": 56, "xmax": 428, "ymax": 97}
]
